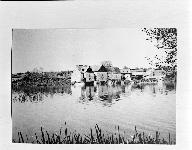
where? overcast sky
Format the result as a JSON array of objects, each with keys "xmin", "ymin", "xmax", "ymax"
[{"xmin": 12, "ymin": 28, "xmax": 164, "ymax": 73}]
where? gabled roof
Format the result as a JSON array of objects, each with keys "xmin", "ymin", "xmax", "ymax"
[
  {"xmin": 76, "ymin": 65, "xmax": 82, "ymax": 71},
  {"xmin": 98, "ymin": 65, "xmax": 108, "ymax": 72},
  {"xmin": 86, "ymin": 66, "xmax": 94, "ymax": 73}
]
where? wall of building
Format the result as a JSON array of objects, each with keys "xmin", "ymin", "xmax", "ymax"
[
  {"xmin": 85, "ymin": 72, "xmax": 94, "ymax": 82},
  {"xmin": 97, "ymin": 72, "xmax": 108, "ymax": 81},
  {"xmin": 108, "ymin": 73, "xmax": 121, "ymax": 80},
  {"xmin": 124, "ymin": 74, "xmax": 131, "ymax": 80},
  {"xmin": 113, "ymin": 74, "xmax": 122, "ymax": 80},
  {"xmin": 120, "ymin": 69, "xmax": 130, "ymax": 74},
  {"xmin": 71, "ymin": 69, "xmax": 82, "ymax": 83}
]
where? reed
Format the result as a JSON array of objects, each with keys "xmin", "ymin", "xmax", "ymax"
[{"xmin": 13, "ymin": 124, "xmax": 175, "ymax": 144}]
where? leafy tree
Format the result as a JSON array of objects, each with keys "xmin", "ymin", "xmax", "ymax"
[
  {"xmin": 142, "ymin": 28, "xmax": 177, "ymax": 77},
  {"xmin": 113, "ymin": 67, "xmax": 121, "ymax": 73},
  {"xmin": 123, "ymin": 66, "xmax": 129, "ymax": 69}
]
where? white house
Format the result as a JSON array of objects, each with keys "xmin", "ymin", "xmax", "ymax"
[
  {"xmin": 144, "ymin": 68, "xmax": 166, "ymax": 79},
  {"xmin": 112, "ymin": 73, "xmax": 121, "ymax": 81},
  {"xmin": 130, "ymin": 68, "xmax": 146, "ymax": 80},
  {"xmin": 71, "ymin": 65, "xmax": 88, "ymax": 83},
  {"xmin": 71, "ymin": 69, "xmax": 82, "ymax": 83},
  {"xmin": 120, "ymin": 68, "xmax": 131, "ymax": 74},
  {"xmin": 154, "ymin": 69, "xmax": 166, "ymax": 78},
  {"xmin": 131, "ymin": 68, "xmax": 145, "ymax": 76},
  {"xmin": 108, "ymin": 73, "xmax": 113, "ymax": 80}
]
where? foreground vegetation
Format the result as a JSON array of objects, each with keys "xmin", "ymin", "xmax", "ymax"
[{"xmin": 13, "ymin": 124, "xmax": 175, "ymax": 144}]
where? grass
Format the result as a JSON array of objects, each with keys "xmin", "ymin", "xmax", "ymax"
[{"xmin": 13, "ymin": 123, "xmax": 175, "ymax": 144}]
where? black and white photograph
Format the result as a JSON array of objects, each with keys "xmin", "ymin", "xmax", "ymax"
[
  {"xmin": 0, "ymin": 0, "xmax": 192, "ymax": 149},
  {"xmin": 11, "ymin": 28, "xmax": 176, "ymax": 144}
]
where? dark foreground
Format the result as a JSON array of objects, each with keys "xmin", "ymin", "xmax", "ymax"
[{"xmin": 13, "ymin": 124, "xmax": 175, "ymax": 144}]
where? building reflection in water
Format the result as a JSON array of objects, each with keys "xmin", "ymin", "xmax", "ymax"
[
  {"xmin": 86, "ymin": 86, "xmax": 95, "ymax": 100},
  {"xmin": 12, "ymin": 82, "xmax": 176, "ymax": 105},
  {"xmin": 79, "ymin": 84, "xmax": 123, "ymax": 106},
  {"xmin": 121, "ymin": 85, "xmax": 125, "ymax": 93},
  {"xmin": 79, "ymin": 82, "xmax": 175, "ymax": 106},
  {"xmin": 98, "ymin": 85, "xmax": 108, "ymax": 100}
]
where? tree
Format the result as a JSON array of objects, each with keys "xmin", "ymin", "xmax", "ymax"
[
  {"xmin": 113, "ymin": 67, "xmax": 120, "ymax": 73},
  {"xmin": 101, "ymin": 60, "xmax": 113, "ymax": 67},
  {"xmin": 123, "ymin": 66, "xmax": 129, "ymax": 69},
  {"xmin": 142, "ymin": 28, "xmax": 177, "ymax": 77},
  {"xmin": 101, "ymin": 60, "xmax": 114, "ymax": 72}
]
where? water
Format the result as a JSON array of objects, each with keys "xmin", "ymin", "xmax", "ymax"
[{"xmin": 12, "ymin": 82, "xmax": 176, "ymax": 141}]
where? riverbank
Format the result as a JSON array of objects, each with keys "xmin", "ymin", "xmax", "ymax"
[
  {"xmin": 13, "ymin": 124, "xmax": 175, "ymax": 144},
  {"xmin": 12, "ymin": 72, "xmax": 71, "ymax": 88}
]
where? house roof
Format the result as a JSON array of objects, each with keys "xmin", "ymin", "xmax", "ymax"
[
  {"xmin": 86, "ymin": 66, "xmax": 94, "ymax": 73},
  {"xmin": 76, "ymin": 65, "xmax": 82, "ymax": 71},
  {"xmin": 98, "ymin": 65, "xmax": 108, "ymax": 72},
  {"xmin": 130, "ymin": 68, "xmax": 145, "ymax": 72}
]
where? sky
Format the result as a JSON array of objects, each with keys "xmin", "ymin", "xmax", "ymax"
[{"xmin": 12, "ymin": 28, "xmax": 164, "ymax": 73}]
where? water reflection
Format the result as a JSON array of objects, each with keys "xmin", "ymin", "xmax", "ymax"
[
  {"xmin": 12, "ymin": 82, "xmax": 175, "ymax": 105},
  {"xmin": 86, "ymin": 86, "xmax": 95, "ymax": 100},
  {"xmin": 78, "ymin": 85, "xmax": 123, "ymax": 106},
  {"xmin": 165, "ymin": 82, "xmax": 176, "ymax": 91},
  {"xmin": 129, "ymin": 82, "xmax": 176, "ymax": 96},
  {"xmin": 12, "ymin": 85, "xmax": 72, "ymax": 103},
  {"xmin": 12, "ymin": 82, "xmax": 176, "ymax": 142}
]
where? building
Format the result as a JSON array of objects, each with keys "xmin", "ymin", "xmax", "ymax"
[
  {"xmin": 112, "ymin": 73, "xmax": 121, "ymax": 81},
  {"xmin": 124, "ymin": 74, "xmax": 131, "ymax": 81},
  {"xmin": 71, "ymin": 65, "xmax": 89, "ymax": 83},
  {"xmin": 91, "ymin": 65, "xmax": 100, "ymax": 81},
  {"xmin": 142, "ymin": 68, "xmax": 166, "ymax": 83},
  {"xmin": 85, "ymin": 66, "xmax": 95, "ymax": 86},
  {"xmin": 144, "ymin": 68, "xmax": 166, "ymax": 78},
  {"xmin": 71, "ymin": 67, "xmax": 82, "ymax": 83},
  {"xmin": 154, "ymin": 69, "xmax": 166, "ymax": 78},
  {"xmin": 130, "ymin": 68, "xmax": 146, "ymax": 80},
  {"xmin": 120, "ymin": 68, "xmax": 131, "ymax": 81},
  {"xmin": 96, "ymin": 65, "xmax": 108, "ymax": 83},
  {"xmin": 120, "ymin": 68, "xmax": 131, "ymax": 74}
]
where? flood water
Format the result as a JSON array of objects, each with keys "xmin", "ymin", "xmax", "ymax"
[{"xmin": 12, "ymin": 82, "xmax": 176, "ymax": 142}]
